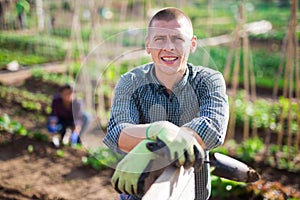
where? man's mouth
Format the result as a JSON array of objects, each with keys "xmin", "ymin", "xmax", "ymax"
[{"xmin": 161, "ymin": 56, "xmax": 178, "ymax": 62}]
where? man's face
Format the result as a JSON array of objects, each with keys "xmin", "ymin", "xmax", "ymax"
[
  {"xmin": 146, "ymin": 18, "xmax": 197, "ymax": 76},
  {"xmin": 61, "ymin": 89, "xmax": 73, "ymax": 103}
]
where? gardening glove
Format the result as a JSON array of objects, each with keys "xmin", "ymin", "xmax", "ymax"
[
  {"xmin": 112, "ymin": 139, "xmax": 167, "ymax": 195},
  {"xmin": 146, "ymin": 121, "xmax": 205, "ymax": 171}
]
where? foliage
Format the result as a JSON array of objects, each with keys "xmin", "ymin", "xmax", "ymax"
[
  {"xmin": 217, "ymin": 136, "xmax": 300, "ymax": 173},
  {"xmin": 211, "ymin": 175, "xmax": 248, "ymax": 198},
  {"xmin": 0, "ymin": 48, "xmax": 49, "ymax": 69},
  {"xmin": 236, "ymin": 137, "xmax": 264, "ymax": 163},
  {"xmin": 0, "ymin": 113, "xmax": 28, "ymax": 136},
  {"xmin": 27, "ymin": 144, "xmax": 34, "ymax": 153},
  {"xmin": 0, "ymin": 85, "xmax": 51, "ymax": 114},
  {"xmin": 267, "ymin": 145, "xmax": 300, "ymax": 172},
  {"xmin": 51, "ymin": 27, "xmax": 91, "ymax": 41},
  {"xmin": 56, "ymin": 149, "xmax": 65, "ymax": 158},
  {"xmin": 247, "ymin": 179, "xmax": 300, "ymax": 200},
  {"xmin": 82, "ymin": 147, "xmax": 122, "ymax": 170},
  {"xmin": 0, "ymin": 33, "xmax": 65, "ymax": 57},
  {"xmin": 32, "ymin": 132, "xmax": 49, "ymax": 142},
  {"xmin": 31, "ymin": 67, "xmax": 74, "ymax": 86},
  {"xmin": 232, "ymin": 90, "xmax": 299, "ymax": 134}
]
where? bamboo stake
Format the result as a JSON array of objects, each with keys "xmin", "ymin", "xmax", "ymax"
[
  {"xmin": 87, "ymin": 0, "xmax": 108, "ymax": 128},
  {"xmin": 227, "ymin": 47, "xmax": 241, "ymax": 140},
  {"xmin": 277, "ymin": 21, "xmax": 291, "ymax": 146},
  {"xmin": 289, "ymin": 0, "xmax": 300, "ymax": 152},
  {"xmin": 286, "ymin": 36, "xmax": 293, "ymax": 158},
  {"xmin": 223, "ymin": 32, "xmax": 236, "ymax": 84},
  {"xmin": 203, "ymin": 0, "xmax": 213, "ymax": 67},
  {"xmin": 293, "ymin": 0, "xmax": 300, "ymax": 152},
  {"xmin": 249, "ymin": 51, "xmax": 257, "ymax": 137},
  {"xmin": 241, "ymin": 2, "xmax": 250, "ymax": 140},
  {"xmin": 64, "ymin": 0, "xmax": 85, "ymax": 80},
  {"xmin": 226, "ymin": 5, "xmax": 243, "ymax": 140},
  {"xmin": 272, "ymin": 33, "xmax": 288, "ymax": 99}
]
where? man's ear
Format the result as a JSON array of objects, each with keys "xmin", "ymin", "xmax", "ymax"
[
  {"xmin": 145, "ymin": 37, "xmax": 151, "ymax": 54},
  {"xmin": 190, "ymin": 35, "xmax": 197, "ymax": 53}
]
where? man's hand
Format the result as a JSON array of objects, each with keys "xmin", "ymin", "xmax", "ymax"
[
  {"xmin": 146, "ymin": 121, "xmax": 205, "ymax": 170},
  {"xmin": 112, "ymin": 140, "xmax": 167, "ymax": 195}
]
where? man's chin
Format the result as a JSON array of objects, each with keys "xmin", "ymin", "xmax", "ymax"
[{"xmin": 157, "ymin": 63, "xmax": 185, "ymax": 74}]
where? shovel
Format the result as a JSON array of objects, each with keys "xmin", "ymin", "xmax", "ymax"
[{"xmin": 206, "ymin": 152, "xmax": 260, "ymax": 183}]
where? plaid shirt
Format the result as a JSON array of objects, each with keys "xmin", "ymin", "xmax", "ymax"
[{"xmin": 104, "ymin": 62, "xmax": 229, "ymax": 200}]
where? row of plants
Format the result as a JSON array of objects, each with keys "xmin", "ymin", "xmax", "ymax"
[
  {"xmin": 233, "ymin": 90, "xmax": 299, "ymax": 136},
  {"xmin": 30, "ymin": 67, "xmax": 76, "ymax": 86},
  {"xmin": 210, "ymin": 136, "xmax": 300, "ymax": 199},
  {"xmin": 0, "ymin": 113, "xmax": 71, "ymax": 159},
  {"xmin": 184, "ymin": 0, "xmax": 292, "ymax": 41},
  {"xmin": 213, "ymin": 136, "xmax": 300, "ymax": 173},
  {"xmin": 0, "ymin": 85, "xmax": 51, "ymax": 114},
  {"xmin": 0, "ymin": 48, "xmax": 49, "ymax": 68},
  {"xmin": 189, "ymin": 45, "xmax": 284, "ymax": 91},
  {"xmin": 0, "ymin": 33, "xmax": 66, "ymax": 59}
]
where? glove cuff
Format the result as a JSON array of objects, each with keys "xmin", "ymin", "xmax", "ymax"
[{"xmin": 145, "ymin": 125, "xmax": 151, "ymax": 140}]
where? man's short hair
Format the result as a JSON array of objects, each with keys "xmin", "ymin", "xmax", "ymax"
[
  {"xmin": 59, "ymin": 84, "xmax": 73, "ymax": 93},
  {"xmin": 148, "ymin": 7, "xmax": 192, "ymax": 28}
]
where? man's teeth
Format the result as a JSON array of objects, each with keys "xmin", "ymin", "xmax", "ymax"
[{"xmin": 162, "ymin": 57, "xmax": 177, "ymax": 61}]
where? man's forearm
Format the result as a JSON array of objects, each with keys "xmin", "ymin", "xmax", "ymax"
[{"xmin": 118, "ymin": 124, "xmax": 150, "ymax": 153}]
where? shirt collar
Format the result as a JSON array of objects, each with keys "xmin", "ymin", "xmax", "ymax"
[{"xmin": 148, "ymin": 62, "xmax": 190, "ymax": 95}]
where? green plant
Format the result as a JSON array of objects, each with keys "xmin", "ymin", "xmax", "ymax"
[
  {"xmin": 0, "ymin": 113, "xmax": 28, "ymax": 135},
  {"xmin": 236, "ymin": 137, "xmax": 264, "ymax": 163},
  {"xmin": 27, "ymin": 144, "xmax": 34, "ymax": 153},
  {"xmin": 0, "ymin": 85, "xmax": 51, "ymax": 114},
  {"xmin": 32, "ymin": 132, "xmax": 49, "ymax": 142},
  {"xmin": 211, "ymin": 175, "xmax": 248, "ymax": 198},
  {"xmin": 267, "ymin": 144, "xmax": 300, "ymax": 172},
  {"xmin": 82, "ymin": 147, "xmax": 122, "ymax": 170},
  {"xmin": 231, "ymin": 91, "xmax": 299, "ymax": 136},
  {"xmin": 31, "ymin": 67, "xmax": 74, "ymax": 86},
  {"xmin": 0, "ymin": 33, "xmax": 66, "ymax": 62},
  {"xmin": 56, "ymin": 149, "xmax": 65, "ymax": 158}
]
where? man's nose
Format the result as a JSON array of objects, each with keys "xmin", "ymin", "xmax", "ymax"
[{"xmin": 163, "ymin": 38, "xmax": 175, "ymax": 51}]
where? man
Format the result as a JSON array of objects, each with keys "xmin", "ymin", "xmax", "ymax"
[
  {"xmin": 103, "ymin": 7, "xmax": 229, "ymax": 200},
  {"xmin": 48, "ymin": 84, "xmax": 89, "ymax": 144}
]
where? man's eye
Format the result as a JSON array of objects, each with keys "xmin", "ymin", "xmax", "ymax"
[
  {"xmin": 155, "ymin": 37, "xmax": 164, "ymax": 41},
  {"xmin": 175, "ymin": 36, "xmax": 184, "ymax": 41}
]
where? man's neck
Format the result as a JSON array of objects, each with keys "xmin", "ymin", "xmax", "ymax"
[{"xmin": 155, "ymin": 68, "xmax": 185, "ymax": 92}]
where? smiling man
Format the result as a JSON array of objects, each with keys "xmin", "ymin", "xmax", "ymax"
[{"xmin": 103, "ymin": 7, "xmax": 229, "ymax": 200}]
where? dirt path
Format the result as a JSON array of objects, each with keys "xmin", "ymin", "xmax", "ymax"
[{"xmin": 0, "ymin": 62, "xmax": 66, "ymax": 86}]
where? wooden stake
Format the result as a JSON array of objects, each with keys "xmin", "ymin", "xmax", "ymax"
[{"xmin": 293, "ymin": 0, "xmax": 300, "ymax": 152}]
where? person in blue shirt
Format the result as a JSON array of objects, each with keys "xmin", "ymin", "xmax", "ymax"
[{"xmin": 104, "ymin": 7, "xmax": 229, "ymax": 200}]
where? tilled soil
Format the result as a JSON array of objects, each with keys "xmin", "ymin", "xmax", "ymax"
[{"xmin": 0, "ymin": 133, "xmax": 119, "ymax": 200}]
